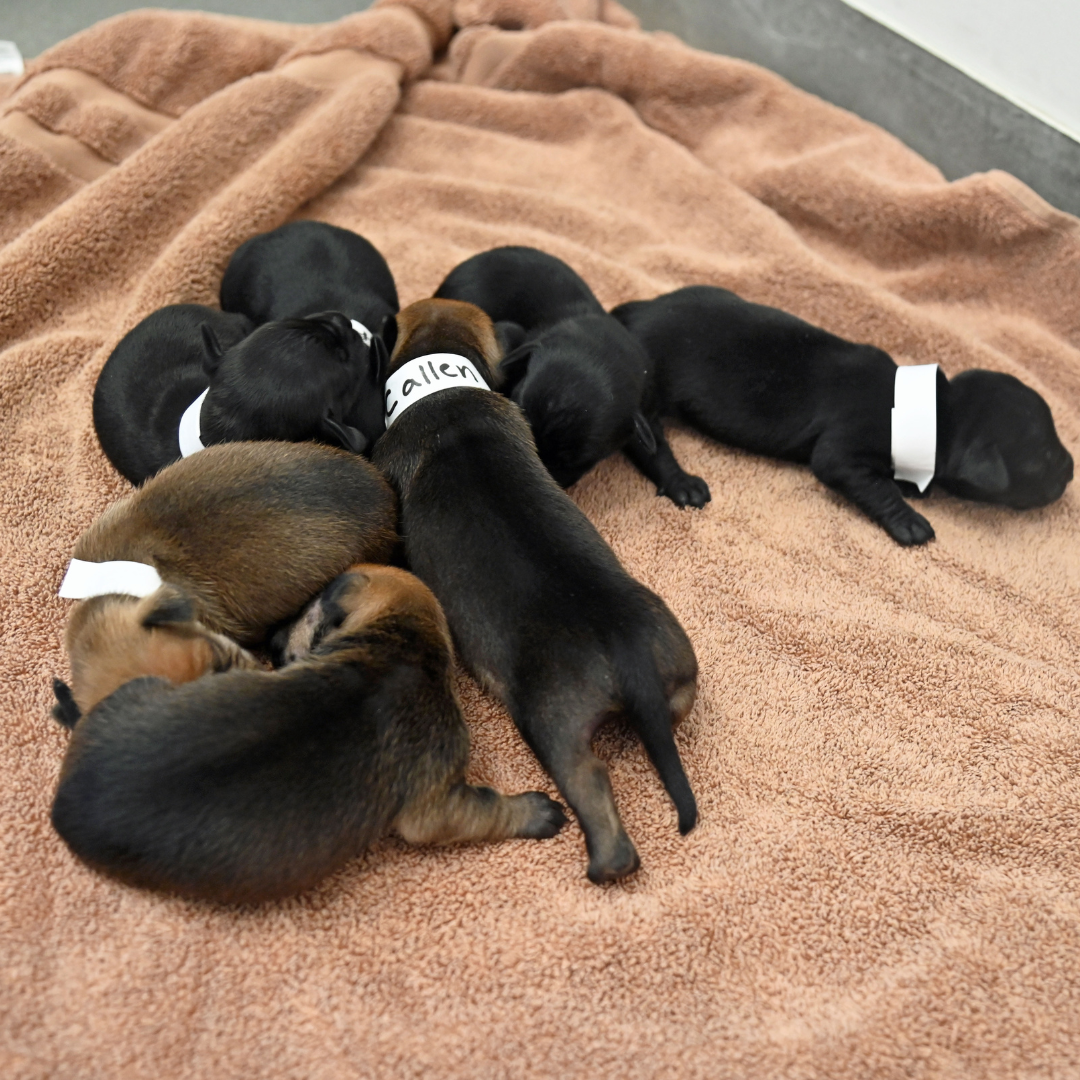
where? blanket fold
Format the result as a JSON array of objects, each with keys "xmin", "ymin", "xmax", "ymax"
[{"xmin": 1, "ymin": 2, "xmax": 1078, "ymax": 1077}]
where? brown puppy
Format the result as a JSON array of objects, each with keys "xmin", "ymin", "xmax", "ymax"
[
  {"xmin": 51, "ymin": 565, "xmax": 567, "ymax": 904},
  {"xmin": 59, "ymin": 441, "xmax": 396, "ymax": 714},
  {"xmin": 373, "ymin": 299, "xmax": 698, "ymax": 884}
]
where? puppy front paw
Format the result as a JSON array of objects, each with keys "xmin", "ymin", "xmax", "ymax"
[
  {"xmin": 659, "ymin": 473, "xmax": 711, "ymax": 509},
  {"xmin": 514, "ymin": 792, "xmax": 568, "ymax": 839},
  {"xmin": 885, "ymin": 508, "xmax": 935, "ymax": 546}
]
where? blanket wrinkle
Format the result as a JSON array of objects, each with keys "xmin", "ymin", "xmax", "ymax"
[{"xmin": 1, "ymin": 1, "xmax": 1079, "ymax": 1077}]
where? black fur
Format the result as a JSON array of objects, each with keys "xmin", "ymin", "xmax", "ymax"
[
  {"xmin": 51, "ymin": 679, "xmax": 81, "ymax": 729},
  {"xmin": 612, "ymin": 286, "xmax": 1074, "ymax": 544},
  {"xmin": 220, "ymin": 220, "xmax": 398, "ymax": 329},
  {"xmin": 372, "ymin": 302, "xmax": 698, "ymax": 884},
  {"xmin": 92, "ymin": 305, "xmax": 252, "ymax": 485},
  {"xmin": 433, "ymin": 247, "xmax": 698, "ymax": 495}
]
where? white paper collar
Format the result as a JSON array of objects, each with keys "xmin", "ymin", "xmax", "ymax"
[
  {"xmin": 178, "ymin": 387, "xmax": 208, "ymax": 458},
  {"xmin": 59, "ymin": 559, "xmax": 163, "ymax": 600},
  {"xmin": 891, "ymin": 363, "xmax": 938, "ymax": 493},
  {"xmin": 384, "ymin": 353, "xmax": 491, "ymax": 426},
  {"xmin": 350, "ymin": 318, "xmax": 373, "ymax": 346}
]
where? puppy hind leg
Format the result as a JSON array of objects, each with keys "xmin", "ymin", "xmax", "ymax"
[
  {"xmin": 527, "ymin": 725, "xmax": 640, "ymax": 884},
  {"xmin": 393, "ymin": 782, "xmax": 567, "ymax": 847},
  {"xmin": 624, "ymin": 414, "xmax": 710, "ymax": 509},
  {"xmin": 810, "ymin": 443, "xmax": 935, "ymax": 546}
]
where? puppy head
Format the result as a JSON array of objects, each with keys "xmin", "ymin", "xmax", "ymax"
[
  {"xmin": 201, "ymin": 311, "xmax": 385, "ymax": 453},
  {"xmin": 507, "ymin": 317, "xmax": 649, "ymax": 487},
  {"xmin": 386, "ymin": 298, "xmax": 501, "ymax": 384},
  {"xmin": 275, "ymin": 564, "xmax": 448, "ymax": 665},
  {"xmin": 938, "ymin": 369, "xmax": 1073, "ymax": 508},
  {"xmin": 64, "ymin": 585, "xmax": 259, "ymax": 714}
]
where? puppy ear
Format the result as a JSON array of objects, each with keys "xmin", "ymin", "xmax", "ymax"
[
  {"xmin": 951, "ymin": 440, "xmax": 1010, "ymax": 497},
  {"xmin": 495, "ymin": 321, "xmax": 527, "ymax": 354},
  {"xmin": 51, "ymin": 678, "xmax": 82, "ymax": 729},
  {"xmin": 201, "ymin": 324, "xmax": 225, "ymax": 376},
  {"xmin": 632, "ymin": 411, "xmax": 658, "ymax": 455},
  {"xmin": 380, "ymin": 315, "xmax": 398, "ymax": 359},
  {"xmin": 141, "ymin": 586, "xmax": 197, "ymax": 629},
  {"xmin": 498, "ymin": 341, "xmax": 534, "ymax": 388},
  {"xmin": 321, "ymin": 414, "xmax": 368, "ymax": 455},
  {"xmin": 369, "ymin": 334, "xmax": 388, "ymax": 387}
]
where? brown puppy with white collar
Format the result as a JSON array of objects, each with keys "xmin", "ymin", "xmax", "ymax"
[
  {"xmin": 57, "ymin": 440, "xmax": 396, "ymax": 717},
  {"xmin": 52, "ymin": 564, "xmax": 566, "ymax": 904},
  {"xmin": 373, "ymin": 299, "xmax": 698, "ymax": 884}
]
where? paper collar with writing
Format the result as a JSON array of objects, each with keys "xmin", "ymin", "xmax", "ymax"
[
  {"xmin": 178, "ymin": 387, "xmax": 209, "ymax": 458},
  {"xmin": 891, "ymin": 363, "xmax": 938, "ymax": 492},
  {"xmin": 384, "ymin": 354, "xmax": 491, "ymax": 426},
  {"xmin": 59, "ymin": 559, "xmax": 164, "ymax": 600},
  {"xmin": 349, "ymin": 318, "xmax": 373, "ymax": 347}
]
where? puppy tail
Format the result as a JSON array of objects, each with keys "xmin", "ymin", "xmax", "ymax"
[{"xmin": 612, "ymin": 639, "xmax": 697, "ymax": 835}]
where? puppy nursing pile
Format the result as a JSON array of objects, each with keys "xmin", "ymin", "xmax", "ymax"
[{"xmin": 53, "ymin": 221, "xmax": 1073, "ymax": 904}]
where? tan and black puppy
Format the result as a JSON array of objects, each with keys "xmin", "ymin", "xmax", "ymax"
[
  {"xmin": 51, "ymin": 565, "xmax": 567, "ymax": 904},
  {"xmin": 373, "ymin": 299, "xmax": 698, "ymax": 884},
  {"xmin": 58, "ymin": 440, "xmax": 396, "ymax": 715}
]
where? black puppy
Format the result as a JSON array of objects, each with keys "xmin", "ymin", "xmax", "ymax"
[
  {"xmin": 51, "ymin": 564, "xmax": 566, "ymax": 904},
  {"xmin": 434, "ymin": 246, "xmax": 708, "ymax": 502},
  {"xmin": 373, "ymin": 298, "xmax": 698, "ymax": 885},
  {"xmin": 221, "ymin": 219, "xmax": 398, "ymax": 332},
  {"xmin": 94, "ymin": 305, "xmax": 381, "ymax": 485},
  {"xmin": 612, "ymin": 285, "xmax": 1074, "ymax": 545}
]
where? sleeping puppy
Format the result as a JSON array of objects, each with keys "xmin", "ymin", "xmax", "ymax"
[
  {"xmin": 58, "ymin": 440, "xmax": 396, "ymax": 716},
  {"xmin": 94, "ymin": 305, "xmax": 383, "ymax": 485},
  {"xmin": 220, "ymin": 220, "xmax": 399, "ymax": 330},
  {"xmin": 51, "ymin": 564, "xmax": 566, "ymax": 904},
  {"xmin": 372, "ymin": 298, "xmax": 698, "ymax": 884},
  {"xmin": 612, "ymin": 285, "xmax": 1074, "ymax": 545},
  {"xmin": 433, "ymin": 246, "xmax": 708, "ymax": 501}
]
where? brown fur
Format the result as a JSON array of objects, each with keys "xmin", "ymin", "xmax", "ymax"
[
  {"xmin": 61, "ymin": 440, "xmax": 397, "ymax": 712},
  {"xmin": 52, "ymin": 564, "xmax": 566, "ymax": 904},
  {"xmin": 373, "ymin": 300, "xmax": 698, "ymax": 884}
]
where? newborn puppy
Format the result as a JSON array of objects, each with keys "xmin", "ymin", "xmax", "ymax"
[
  {"xmin": 373, "ymin": 298, "xmax": 698, "ymax": 884},
  {"xmin": 59, "ymin": 441, "xmax": 396, "ymax": 715},
  {"xmin": 51, "ymin": 564, "xmax": 566, "ymax": 904},
  {"xmin": 433, "ymin": 247, "xmax": 701, "ymax": 497},
  {"xmin": 221, "ymin": 220, "xmax": 398, "ymax": 331},
  {"xmin": 94, "ymin": 306, "xmax": 381, "ymax": 485},
  {"xmin": 93, "ymin": 305, "xmax": 252, "ymax": 485},
  {"xmin": 612, "ymin": 286, "xmax": 1074, "ymax": 544}
]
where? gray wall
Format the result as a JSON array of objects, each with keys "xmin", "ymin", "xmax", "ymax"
[{"xmin": 621, "ymin": 0, "xmax": 1080, "ymax": 218}]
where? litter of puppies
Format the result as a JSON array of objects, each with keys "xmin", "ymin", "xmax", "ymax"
[{"xmin": 51, "ymin": 221, "xmax": 1073, "ymax": 902}]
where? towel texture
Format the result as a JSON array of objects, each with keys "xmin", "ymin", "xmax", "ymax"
[{"xmin": 1, "ymin": 2, "xmax": 1078, "ymax": 1076}]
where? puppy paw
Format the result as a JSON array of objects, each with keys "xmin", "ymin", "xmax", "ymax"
[
  {"xmin": 659, "ymin": 474, "xmax": 711, "ymax": 509},
  {"xmin": 514, "ymin": 792, "xmax": 568, "ymax": 839},
  {"xmin": 886, "ymin": 509, "xmax": 935, "ymax": 546},
  {"xmin": 586, "ymin": 836, "xmax": 641, "ymax": 884}
]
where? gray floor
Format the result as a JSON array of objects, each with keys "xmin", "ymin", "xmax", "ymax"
[{"xmin": 5, "ymin": 0, "xmax": 1079, "ymax": 217}]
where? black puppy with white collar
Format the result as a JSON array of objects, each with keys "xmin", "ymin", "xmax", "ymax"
[
  {"xmin": 435, "ymin": 246, "xmax": 708, "ymax": 502},
  {"xmin": 612, "ymin": 285, "xmax": 1074, "ymax": 544},
  {"xmin": 93, "ymin": 306, "xmax": 381, "ymax": 485}
]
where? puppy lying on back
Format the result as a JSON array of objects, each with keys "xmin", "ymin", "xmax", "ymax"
[
  {"xmin": 612, "ymin": 286, "xmax": 1074, "ymax": 544},
  {"xmin": 373, "ymin": 298, "xmax": 698, "ymax": 884},
  {"xmin": 95, "ymin": 302, "xmax": 384, "ymax": 486},
  {"xmin": 434, "ymin": 246, "xmax": 708, "ymax": 503},
  {"xmin": 51, "ymin": 564, "xmax": 566, "ymax": 904},
  {"xmin": 58, "ymin": 441, "xmax": 396, "ymax": 715}
]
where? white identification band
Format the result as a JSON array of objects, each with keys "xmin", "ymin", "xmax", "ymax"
[
  {"xmin": 178, "ymin": 387, "xmax": 208, "ymax": 458},
  {"xmin": 59, "ymin": 559, "xmax": 163, "ymax": 600},
  {"xmin": 349, "ymin": 319, "xmax": 373, "ymax": 347},
  {"xmin": 384, "ymin": 354, "xmax": 491, "ymax": 426},
  {"xmin": 891, "ymin": 363, "xmax": 938, "ymax": 492}
]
